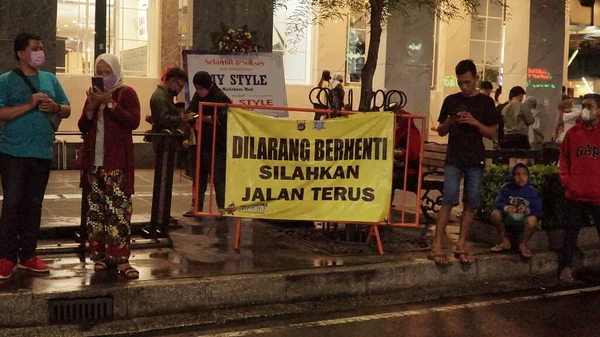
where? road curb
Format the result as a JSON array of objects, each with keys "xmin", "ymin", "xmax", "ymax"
[{"xmin": 0, "ymin": 247, "xmax": 598, "ymax": 334}]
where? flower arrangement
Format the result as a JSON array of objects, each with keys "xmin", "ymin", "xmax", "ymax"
[{"xmin": 213, "ymin": 23, "xmax": 258, "ymax": 53}]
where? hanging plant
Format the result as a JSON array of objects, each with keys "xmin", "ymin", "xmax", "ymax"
[{"xmin": 212, "ymin": 23, "xmax": 259, "ymax": 54}]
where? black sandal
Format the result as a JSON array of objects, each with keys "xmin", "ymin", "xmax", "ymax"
[
  {"xmin": 94, "ymin": 261, "xmax": 108, "ymax": 272},
  {"xmin": 118, "ymin": 265, "xmax": 139, "ymax": 279},
  {"xmin": 428, "ymin": 253, "xmax": 453, "ymax": 266},
  {"xmin": 454, "ymin": 252, "xmax": 476, "ymax": 265}
]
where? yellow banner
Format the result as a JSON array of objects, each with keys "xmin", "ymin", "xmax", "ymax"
[{"xmin": 224, "ymin": 108, "xmax": 394, "ymax": 222}]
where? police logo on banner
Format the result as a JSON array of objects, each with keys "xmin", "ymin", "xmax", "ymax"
[{"xmin": 313, "ymin": 120, "xmax": 326, "ymax": 130}]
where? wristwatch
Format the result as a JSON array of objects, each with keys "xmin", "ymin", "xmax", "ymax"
[{"xmin": 107, "ymin": 101, "xmax": 115, "ymax": 110}]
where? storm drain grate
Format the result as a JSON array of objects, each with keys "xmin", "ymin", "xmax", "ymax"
[{"xmin": 48, "ymin": 297, "xmax": 114, "ymax": 324}]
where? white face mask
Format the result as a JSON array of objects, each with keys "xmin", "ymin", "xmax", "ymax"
[{"xmin": 581, "ymin": 108, "xmax": 598, "ymax": 122}]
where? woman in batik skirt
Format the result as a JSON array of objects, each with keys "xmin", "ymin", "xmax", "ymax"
[{"xmin": 78, "ymin": 53, "xmax": 141, "ymax": 279}]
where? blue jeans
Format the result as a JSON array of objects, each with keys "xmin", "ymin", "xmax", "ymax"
[{"xmin": 442, "ymin": 164, "xmax": 484, "ymax": 209}]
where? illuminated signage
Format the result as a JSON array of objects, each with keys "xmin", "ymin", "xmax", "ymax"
[
  {"xmin": 443, "ymin": 75, "xmax": 458, "ymax": 88},
  {"xmin": 526, "ymin": 68, "xmax": 556, "ymax": 89}
]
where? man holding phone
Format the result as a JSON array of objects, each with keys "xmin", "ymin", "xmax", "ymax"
[
  {"xmin": 430, "ymin": 59, "xmax": 498, "ymax": 266},
  {"xmin": 0, "ymin": 33, "xmax": 71, "ymax": 279}
]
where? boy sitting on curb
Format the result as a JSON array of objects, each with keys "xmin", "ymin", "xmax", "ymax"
[{"xmin": 490, "ymin": 163, "xmax": 542, "ymax": 259}]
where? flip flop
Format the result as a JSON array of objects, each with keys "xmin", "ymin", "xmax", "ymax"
[
  {"xmin": 559, "ymin": 274, "xmax": 575, "ymax": 283},
  {"xmin": 454, "ymin": 252, "xmax": 476, "ymax": 265},
  {"xmin": 427, "ymin": 253, "xmax": 453, "ymax": 266},
  {"xmin": 520, "ymin": 251, "xmax": 533, "ymax": 260},
  {"xmin": 490, "ymin": 244, "xmax": 510, "ymax": 253}
]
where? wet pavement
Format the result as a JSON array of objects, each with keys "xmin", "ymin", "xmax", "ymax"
[
  {"xmin": 0, "ymin": 169, "xmax": 462, "ymax": 296},
  {"xmin": 158, "ymin": 283, "xmax": 600, "ymax": 337},
  {"xmin": 0, "ymin": 217, "xmax": 462, "ymax": 294}
]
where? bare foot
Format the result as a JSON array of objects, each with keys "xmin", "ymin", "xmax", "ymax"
[
  {"xmin": 559, "ymin": 268, "xmax": 574, "ymax": 283},
  {"xmin": 519, "ymin": 242, "xmax": 533, "ymax": 259},
  {"xmin": 491, "ymin": 237, "xmax": 511, "ymax": 252},
  {"xmin": 501, "ymin": 237, "xmax": 511, "ymax": 249}
]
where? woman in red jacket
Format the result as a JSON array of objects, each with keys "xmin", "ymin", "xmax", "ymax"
[
  {"xmin": 392, "ymin": 109, "xmax": 422, "ymax": 195},
  {"xmin": 78, "ymin": 54, "xmax": 141, "ymax": 279}
]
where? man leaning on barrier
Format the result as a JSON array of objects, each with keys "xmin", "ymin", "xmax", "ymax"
[
  {"xmin": 0, "ymin": 33, "xmax": 71, "ymax": 279},
  {"xmin": 181, "ymin": 71, "xmax": 232, "ymax": 219},
  {"xmin": 148, "ymin": 67, "xmax": 189, "ymax": 228}
]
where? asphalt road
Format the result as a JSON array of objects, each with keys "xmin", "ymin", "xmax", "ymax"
[{"xmin": 158, "ymin": 284, "xmax": 600, "ymax": 337}]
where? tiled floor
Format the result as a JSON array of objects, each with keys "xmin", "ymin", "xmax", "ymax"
[
  {"xmin": 0, "ymin": 169, "xmax": 198, "ymax": 228},
  {"xmin": 0, "ymin": 170, "xmax": 473, "ymax": 295}
]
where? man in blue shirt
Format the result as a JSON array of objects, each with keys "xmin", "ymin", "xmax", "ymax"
[{"xmin": 0, "ymin": 33, "xmax": 71, "ymax": 279}]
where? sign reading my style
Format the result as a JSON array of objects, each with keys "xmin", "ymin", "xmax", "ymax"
[
  {"xmin": 183, "ymin": 52, "xmax": 288, "ymax": 117},
  {"xmin": 224, "ymin": 108, "xmax": 395, "ymax": 222}
]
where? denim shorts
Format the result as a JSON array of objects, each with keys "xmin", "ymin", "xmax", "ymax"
[{"xmin": 442, "ymin": 164, "xmax": 484, "ymax": 209}]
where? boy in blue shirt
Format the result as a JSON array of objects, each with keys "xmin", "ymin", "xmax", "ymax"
[
  {"xmin": 490, "ymin": 163, "xmax": 542, "ymax": 259},
  {"xmin": 0, "ymin": 33, "xmax": 71, "ymax": 279}
]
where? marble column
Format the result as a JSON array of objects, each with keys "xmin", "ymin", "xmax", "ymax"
[
  {"xmin": 385, "ymin": 11, "xmax": 435, "ymax": 131},
  {"xmin": 0, "ymin": 0, "xmax": 58, "ymax": 74},
  {"xmin": 527, "ymin": 0, "xmax": 566, "ymax": 142},
  {"xmin": 161, "ymin": 0, "xmax": 181, "ymax": 70},
  {"xmin": 192, "ymin": 0, "xmax": 273, "ymax": 52},
  {"xmin": 502, "ymin": 0, "xmax": 531, "ymax": 103}
]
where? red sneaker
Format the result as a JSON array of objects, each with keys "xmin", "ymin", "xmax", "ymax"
[
  {"xmin": 0, "ymin": 259, "xmax": 16, "ymax": 279},
  {"xmin": 17, "ymin": 256, "xmax": 50, "ymax": 273}
]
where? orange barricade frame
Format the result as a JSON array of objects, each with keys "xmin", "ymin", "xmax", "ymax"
[{"xmin": 193, "ymin": 102, "xmax": 426, "ymax": 255}]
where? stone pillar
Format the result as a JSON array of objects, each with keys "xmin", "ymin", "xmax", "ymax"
[
  {"xmin": 502, "ymin": 0, "xmax": 531, "ymax": 103},
  {"xmin": 385, "ymin": 12, "xmax": 435, "ymax": 131},
  {"xmin": 161, "ymin": 0, "xmax": 181, "ymax": 70},
  {"xmin": 0, "ymin": 0, "xmax": 58, "ymax": 74},
  {"xmin": 527, "ymin": 0, "xmax": 566, "ymax": 142},
  {"xmin": 429, "ymin": 11, "xmax": 471, "ymax": 133},
  {"xmin": 192, "ymin": 0, "xmax": 273, "ymax": 52}
]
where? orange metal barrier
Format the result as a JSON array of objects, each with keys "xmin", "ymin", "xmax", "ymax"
[{"xmin": 192, "ymin": 102, "xmax": 426, "ymax": 255}]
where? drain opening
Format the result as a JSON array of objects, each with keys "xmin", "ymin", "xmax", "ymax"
[{"xmin": 48, "ymin": 297, "xmax": 114, "ymax": 324}]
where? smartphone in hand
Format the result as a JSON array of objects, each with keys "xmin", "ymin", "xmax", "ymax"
[{"xmin": 91, "ymin": 76, "xmax": 104, "ymax": 92}]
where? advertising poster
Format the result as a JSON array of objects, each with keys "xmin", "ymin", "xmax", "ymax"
[{"xmin": 183, "ymin": 51, "xmax": 288, "ymax": 117}]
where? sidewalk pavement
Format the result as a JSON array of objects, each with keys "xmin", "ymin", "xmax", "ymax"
[
  {"xmin": 0, "ymin": 215, "xmax": 599, "ymax": 336},
  {"xmin": 0, "ymin": 170, "xmax": 599, "ymax": 336}
]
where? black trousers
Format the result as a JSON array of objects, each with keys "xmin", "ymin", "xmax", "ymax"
[
  {"xmin": 192, "ymin": 147, "xmax": 226, "ymax": 210},
  {"xmin": 561, "ymin": 200, "xmax": 600, "ymax": 269},
  {"xmin": 0, "ymin": 153, "xmax": 51, "ymax": 263}
]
